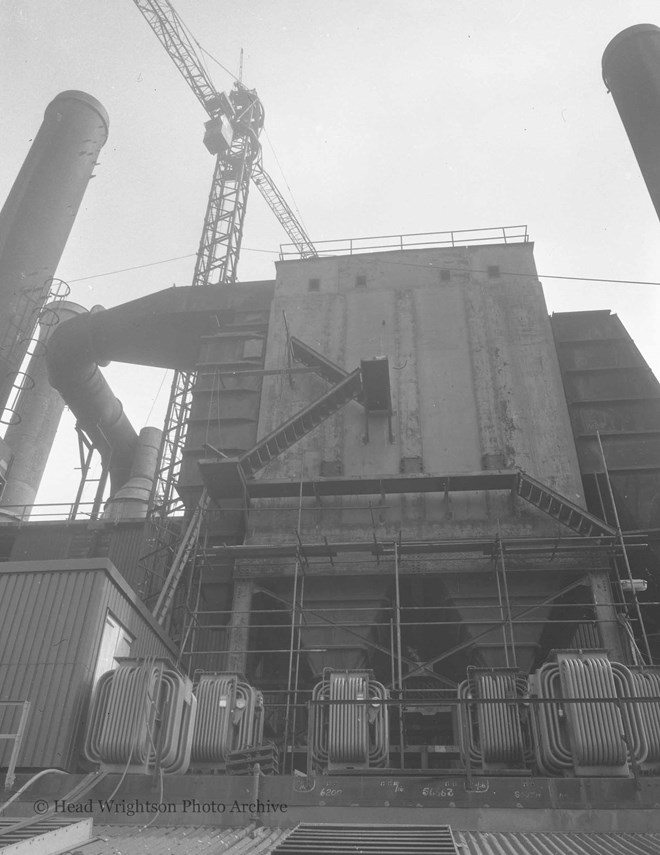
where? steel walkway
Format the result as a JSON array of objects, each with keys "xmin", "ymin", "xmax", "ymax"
[{"xmin": 271, "ymin": 822, "xmax": 459, "ymax": 854}]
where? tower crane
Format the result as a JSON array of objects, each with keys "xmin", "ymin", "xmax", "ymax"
[{"xmin": 131, "ymin": 0, "xmax": 317, "ymax": 516}]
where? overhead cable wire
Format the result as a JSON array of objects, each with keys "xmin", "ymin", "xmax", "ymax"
[
  {"xmin": 68, "ymin": 251, "xmax": 660, "ymax": 288},
  {"xmin": 143, "ymin": 368, "xmax": 171, "ymax": 427},
  {"xmin": 370, "ymin": 255, "xmax": 660, "ymax": 286},
  {"xmin": 199, "ymin": 44, "xmax": 240, "ymax": 86},
  {"xmin": 68, "ymin": 246, "xmax": 278, "ymax": 283},
  {"xmin": 176, "ymin": 9, "xmax": 224, "ymax": 87}
]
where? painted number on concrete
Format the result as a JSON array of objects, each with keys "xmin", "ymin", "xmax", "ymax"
[
  {"xmin": 379, "ymin": 780, "xmax": 405, "ymax": 793},
  {"xmin": 422, "ymin": 785, "xmax": 454, "ymax": 798}
]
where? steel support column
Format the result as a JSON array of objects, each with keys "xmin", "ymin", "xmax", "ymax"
[
  {"xmin": 226, "ymin": 578, "xmax": 254, "ymax": 673},
  {"xmin": 588, "ymin": 570, "xmax": 627, "ymax": 662}
]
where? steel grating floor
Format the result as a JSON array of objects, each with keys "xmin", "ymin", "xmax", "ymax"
[{"xmin": 270, "ymin": 823, "xmax": 459, "ymax": 854}]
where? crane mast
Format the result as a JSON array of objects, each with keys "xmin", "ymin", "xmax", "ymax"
[
  {"xmin": 131, "ymin": 0, "xmax": 315, "ymax": 517},
  {"xmin": 133, "ymin": 0, "xmax": 316, "ymax": 259}
]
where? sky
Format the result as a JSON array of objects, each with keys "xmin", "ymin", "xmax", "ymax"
[{"xmin": 2, "ymin": 0, "xmax": 660, "ymax": 511}]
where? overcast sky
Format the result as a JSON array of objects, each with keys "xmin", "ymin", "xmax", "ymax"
[{"xmin": 3, "ymin": 1, "xmax": 660, "ymax": 509}]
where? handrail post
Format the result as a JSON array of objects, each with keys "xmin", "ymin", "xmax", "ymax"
[{"xmin": 2, "ymin": 700, "xmax": 30, "ymax": 790}]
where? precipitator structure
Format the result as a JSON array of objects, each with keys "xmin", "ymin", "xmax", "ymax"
[
  {"xmin": 1, "ymin": 223, "xmax": 660, "ymax": 843},
  {"xmin": 1, "ymin": 16, "xmax": 660, "ymax": 852}
]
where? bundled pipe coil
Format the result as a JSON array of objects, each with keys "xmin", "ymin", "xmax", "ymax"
[
  {"xmin": 529, "ymin": 650, "xmax": 629, "ymax": 777},
  {"xmin": 84, "ymin": 658, "xmax": 196, "ymax": 774},
  {"xmin": 613, "ymin": 664, "xmax": 660, "ymax": 772},
  {"xmin": 528, "ymin": 662, "xmax": 572, "ymax": 776},
  {"xmin": 190, "ymin": 673, "xmax": 264, "ymax": 765},
  {"xmin": 558, "ymin": 651, "xmax": 626, "ymax": 773},
  {"xmin": 456, "ymin": 668, "xmax": 529, "ymax": 772},
  {"xmin": 310, "ymin": 669, "xmax": 388, "ymax": 772},
  {"xmin": 630, "ymin": 667, "xmax": 660, "ymax": 771}
]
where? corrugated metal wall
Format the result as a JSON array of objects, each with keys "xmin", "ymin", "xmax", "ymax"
[
  {"xmin": 0, "ymin": 566, "xmax": 99, "ymax": 770},
  {"xmin": 0, "ymin": 559, "xmax": 176, "ymax": 771}
]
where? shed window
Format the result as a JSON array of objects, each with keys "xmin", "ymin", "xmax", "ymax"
[
  {"xmin": 440, "ymin": 269, "xmax": 451, "ymax": 282},
  {"xmin": 93, "ymin": 613, "xmax": 133, "ymax": 685},
  {"xmin": 487, "ymin": 265, "xmax": 501, "ymax": 279},
  {"xmin": 308, "ymin": 278, "xmax": 320, "ymax": 292},
  {"xmin": 355, "ymin": 275, "xmax": 367, "ymax": 288}
]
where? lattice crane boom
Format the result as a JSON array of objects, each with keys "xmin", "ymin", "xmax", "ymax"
[
  {"xmin": 132, "ymin": 0, "xmax": 262, "ymax": 522},
  {"xmin": 133, "ymin": 0, "xmax": 225, "ymax": 115},
  {"xmin": 252, "ymin": 158, "xmax": 317, "ymax": 258},
  {"xmin": 132, "ymin": 0, "xmax": 317, "ymax": 257},
  {"xmin": 130, "ymin": 0, "xmax": 317, "ymax": 619}
]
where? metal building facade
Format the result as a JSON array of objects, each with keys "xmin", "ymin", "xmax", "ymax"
[{"xmin": 0, "ymin": 559, "xmax": 177, "ymax": 770}]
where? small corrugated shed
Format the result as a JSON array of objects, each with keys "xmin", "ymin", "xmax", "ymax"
[
  {"xmin": 7, "ymin": 520, "xmax": 153, "ymax": 593},
  {"xmin": 0, "ymin": 558, "xmax": 178, "ymax": 771},
  {"xmin": 62, "ymin": 823, "xmax": 292, "ymax": 854},
  {"xmin": 456, "ymin": 829, "xmax": 660, "ymax": 854}
]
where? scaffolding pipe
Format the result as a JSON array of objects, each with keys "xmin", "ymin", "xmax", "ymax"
[
  {"xmin": 405, "ymin": 577, "xmax": 589, "ymax": 681},
  {"xmin": 153, "ymin": 489, "xmax": 208, "ymax": 624},
  {"xmin": 283, "ymin": 456, "xmax": 305, "ymax": 771},
  {"xmin": 289, "ymin": 574, "xmax": 305, "ymax": 770},
  {"xmin": 394, "ymin": 541, "xmax": 405, "ymax": 768},
  {"xmin": 497, "ymin": 520, "xmax": 518, "ymax": 669},
  {"xmin": 596, "ymin": 431, "xmax": 652, "ymax": 665},
  {"xmin": 493, "ymin": 547, "xmax": 511, "ymax": 669},
  {"xmin": 254, "ymin": 585, "xmax": 456, "ymax": 689}
]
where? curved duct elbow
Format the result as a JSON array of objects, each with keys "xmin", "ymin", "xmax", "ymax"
[
  {"xmin": 46, "ymin": 311, "xmax": 138, "ymax": 491},
  {"xmin": 104, "ymin": 426, "xmax": 162, "ymax": 521}
]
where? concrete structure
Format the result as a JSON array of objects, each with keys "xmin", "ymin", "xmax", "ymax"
[
  {"xmin": 0, "ymin": 234, "xmax": 659, "ymax": 844},
  {"xmin": 255, "ymin": 242, "xmax": 583, "ymax": 538},
  {"xmin": 0, "ymin": 91, "xmax": 108, "ymax": 416}
]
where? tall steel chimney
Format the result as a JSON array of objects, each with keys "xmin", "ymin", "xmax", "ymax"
[
  {"xmin": 0, "ymin": 90, "xmax": 109, "ymax": 417},
  {"xmin": 602, "ymin": 24, "xmax": 660, "ymax": 222},
  {"xmin": 1, "ymin": 300, "xmax": 88, "ymax": 517}
]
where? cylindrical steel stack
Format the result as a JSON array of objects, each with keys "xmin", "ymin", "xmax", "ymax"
[
  {"xmin": 0, "ymin": 90, "xmax": 109, "ymax": 417},
  {"xmin": 603, "ymin": 24, "xmax": 660, "ymax": 222}
]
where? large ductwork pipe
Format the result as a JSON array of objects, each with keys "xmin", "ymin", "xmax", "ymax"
[
  {"xmin": 0, "ymin": 91, "xmax": 109, "ymax": 415},
  {"xmin": 1, "ymin": 300, "xmax": 88, "ymax": 517},
  {"xmin": 46, "ymin": 310, "xmax": 138, "ymax": 493},
  {"xmin": 602, "ymin": 24, "xmax": 660, "ymax": 223},
  {"xmin": 103, "ymin": 426, "xmax": 162, "ymax": 521},
  {"xmin": 46, "ymin": 282, "xmax": 274, "ymax": 496}
]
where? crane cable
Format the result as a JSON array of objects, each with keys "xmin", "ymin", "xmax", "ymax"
[{"xmin": 262, "ymin": 127, "xmax": 313, "ymax": 238}]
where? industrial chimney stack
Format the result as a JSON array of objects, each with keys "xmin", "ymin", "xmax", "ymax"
[
  {"xmin": 603, "ymin": 24, "xmax": 660, "ymax": 223},
  {"xmin": 0, "ymin": 90, "xmax": 109, "ymax": 419}
]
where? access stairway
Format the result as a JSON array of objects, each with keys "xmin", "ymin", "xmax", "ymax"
[
  {"xmin": 201, "ymin": 333, "xmax": 617, "ymax": 541},
  {"xmin": 289, "ymin": 335, "xmax": 356, "ymax": 389},
  {"xmin": 271, "ymin": 823, "xmax": 460, "ymax": 855},
  {"xmin": 518, "ymin": 471, "xmax": 615, "ymax": 537},
  {"xmin": 240, "ymin": 368, "xmax": 363, "ymax": 477}
]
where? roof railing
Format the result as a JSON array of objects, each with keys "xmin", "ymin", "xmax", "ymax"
[{"xmin": 280, "ymin": 224, "xmax": 529, "ymax": 260}]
